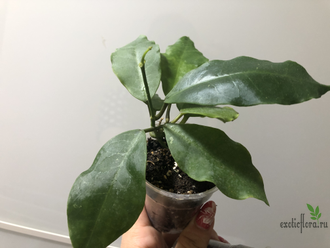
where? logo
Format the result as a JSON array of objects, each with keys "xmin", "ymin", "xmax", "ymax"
[
  {"xmin": 280, "ymin": 204, "xmax": 328, "ymax": 233},
  {"xmin": 307, "ymin": 204, "xmax": 321, "ymax": 225}
]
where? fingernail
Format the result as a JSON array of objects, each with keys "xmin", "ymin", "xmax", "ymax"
[
  {"xmin": 218, "ymin": 235, "xmax": 230, "ymax": 244},
  {"xmin": 196, "ymin": 201, "xmax": 216, "ymax": 230}
]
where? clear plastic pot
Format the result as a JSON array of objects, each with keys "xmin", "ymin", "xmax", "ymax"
[{"xmin": 145, "ymin": 181, "xmax": 218, "ymax": 234}]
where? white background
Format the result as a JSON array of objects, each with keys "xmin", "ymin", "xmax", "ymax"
[{"xmin": 1, "ymin": 1, "xmax": 330, "ymax": 247}]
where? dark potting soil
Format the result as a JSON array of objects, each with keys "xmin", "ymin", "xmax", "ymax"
[{"xmin": 146, "ymin": 138, "xmax": 215, "ymax": 194}]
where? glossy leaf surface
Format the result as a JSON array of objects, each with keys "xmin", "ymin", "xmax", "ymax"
[
  {"xmin": 111, "ymin": 35, "xmax": 161, "ymax": 102},
  {"xmin": 165, "ymin": 57, "xmax": 330, "ymax": 106},
  {"xmin": 164, "ymin": 123, "xmax": 269, "ymax": 205},
  {"xmin": 67, "ymin": 130, "xmax": 147, "ymax": 248},
  {"xmin": 161, "ymin": 36, "xmax": 208, "ymax": 95},
  {"xmin": 180, "ymin": 105, "xmax": 239, "ymax": 123}
]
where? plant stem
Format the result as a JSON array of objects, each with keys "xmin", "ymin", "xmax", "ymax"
[
  {"xmin": 180, "ymin": 115, "xmax": 190, "ymax": 124},
  {"xmin": 155, "ymin": 103, "xmax": 168, "ymax": 120},
  {"xmin": 140, "ymin": 47, "xmax": 166, "ymax": 147},
  {"xmin": 171, "ymin": 113, "xmax": 183, "ymax": 123},
  {"xmin": 166, "ymin": 104, "xmax": 172, "ymax": 123},
  {"xmin": 139, "ymin": 46, "xmax": 155, "ymax": 128},
  {"xmin": 143, "ymin": 126, "xmax": 161, "ymax": 133}
]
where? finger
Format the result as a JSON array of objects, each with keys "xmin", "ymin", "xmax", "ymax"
[
  {"xmin": 210, "ymin": 229, "xmax": 219, "ymax": 241},
  {"xmin": 132, "ymin": 206, "xmax": 152, "ymax": 227},
  {"xmin": 175, "ymin": 201, "xmax": 216, "ymax": 248},
  {"xmin": 210, "ymin": 230, "xmax": 230, "ymax": 245},
  {"xmin": 217, "ymin": 235, "xmax": 230, "ymax": 244},
  {"xmin": 162, "ymin": 232, "xmax": 180, "ymax": 248}
]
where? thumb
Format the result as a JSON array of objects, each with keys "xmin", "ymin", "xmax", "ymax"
[{"xmin": 175, "ymin": 201, "xmax": 216, "ymax": 248}]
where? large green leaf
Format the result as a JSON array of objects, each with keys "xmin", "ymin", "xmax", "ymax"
[
  {"xmin": 67, "ymin": 130, "xmax": 147, "ymax": 248},
  {"xmin": 164, "ymin": 123, "xmax": 269, "ymax": 205},
  {"xmin": 111, "ymin": 35, "xmax": 161, "ymax": 102},
  {"xmin": 161, "ymin": 36, "xmax": 209, "ymax": 95},
  {"xmin": 165, "ymin": 57, "xmax": 330, "ymax": 106},
  {"xmin": 179, "ymin": 105, "xmax": 239, "ymax": 123}
]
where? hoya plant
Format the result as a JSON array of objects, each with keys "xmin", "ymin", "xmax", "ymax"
[{"xmin": 67, "ymin": 35, "xmax": 330, "ymax": 248}]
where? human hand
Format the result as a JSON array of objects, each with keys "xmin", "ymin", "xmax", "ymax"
[
  {"xmin": 121, "ymin": 205, "xmax": 168, "ymax": 248},
  {"xmin": 121, "ymin": 201, "xmax": 230, "ymax": 248}
]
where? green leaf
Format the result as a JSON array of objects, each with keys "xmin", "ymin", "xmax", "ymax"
[
  {"xmin": 163, "ymin": 123, "xmax": 269, "ymax": 205},
  {"xmin": 311, "ymin": 217, "xmax": 317, "ymax": 220},
  {"xmin": 318, "ymin": 213, "xmax": 322, "ymax": 219},
  {"xmin": 165, "ymin": 57, "xmax": 330, "ymax": 106},
  {"xmin": 315, "ymin": 206, "xmax": 319, "ymax": 216},
  {"xmin": 310, "ymin": 213, "xmax": 317, "ymax": 216},
  {"xmin": 67, "ymin": 130, "xmax": 147, "ymax": 248},
  {"xmin": 144, "ymin": 93, "xmax": 164, "ymax": 111},
  {"xmin": 307, "ymin": 204, "xmax": 314, "ymax": 212},
  {"xmin": 179, "ymin": 105, "xmax": 239, "ymax": 123},
  {"xmin": 161, "ymin": 36, "xmax": 208, "ymax": 95},
  {"xmin": 111, "ymin": 35, "xmax": 161, "ymax": 102}
]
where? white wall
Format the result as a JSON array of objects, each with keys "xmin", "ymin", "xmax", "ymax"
[{"xmin": 1, "ymin": 1, "xmax": 329, "ymax": 247}]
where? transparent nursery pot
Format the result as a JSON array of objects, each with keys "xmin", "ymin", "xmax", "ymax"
[{"xmin": 145, "ymin": 181, "xmax": 218, "ymax": 234}]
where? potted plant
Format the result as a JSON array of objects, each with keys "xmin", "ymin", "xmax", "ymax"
[{"xmin": 67, "ymin": 35, "xmax": 330, "ymax": 248}]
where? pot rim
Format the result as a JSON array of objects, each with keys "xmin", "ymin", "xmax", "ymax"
[{"xmin": 146, "ymin": 180, "xmax": 218, "ymax": 200}]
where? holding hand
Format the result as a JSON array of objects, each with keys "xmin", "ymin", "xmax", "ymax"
[{"xmin": 121, "ymin": 201, "xmax": 229, "ymax": 248}]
